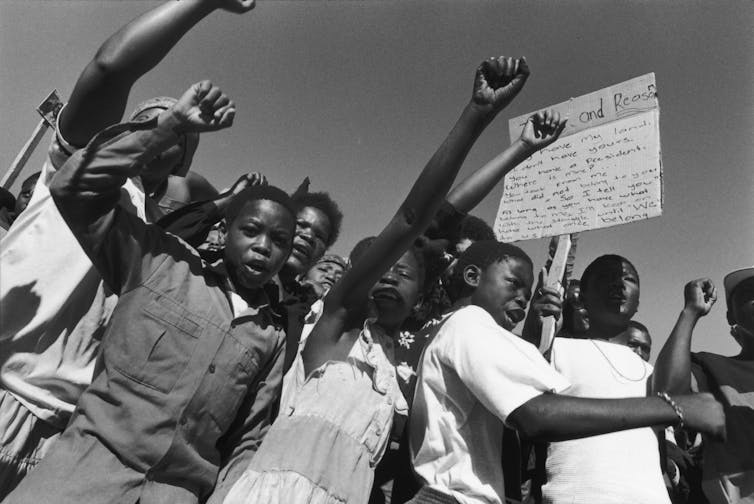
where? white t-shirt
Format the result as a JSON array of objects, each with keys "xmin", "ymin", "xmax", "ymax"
[
  {"xmin": 542, "ymin": 337, "xmax": 670, "ymax": 504},
  {"xmin": 410, "ymin": 305, "xmax": 570, "ymax": 504},
  {"xmin": 0, "ymin": 126, "xmax": 147, "ymax": 427}
]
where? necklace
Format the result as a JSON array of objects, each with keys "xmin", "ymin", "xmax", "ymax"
[{"xmin": 590, "ymin": 339, "xmax": 648, "ymax": 382}]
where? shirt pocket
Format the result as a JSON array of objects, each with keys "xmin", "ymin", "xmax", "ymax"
[
  {"xmin": 107, "ymin": 297, "xmax": 202, "ymax": 393},
  {"xmin": 205, "ymin": 330, "xmax": 261, "ymax": 433}
]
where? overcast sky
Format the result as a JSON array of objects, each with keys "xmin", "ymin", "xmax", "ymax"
[{"xmin": 2, "ymin": 0, "xmax": 752, "ymax": 359}]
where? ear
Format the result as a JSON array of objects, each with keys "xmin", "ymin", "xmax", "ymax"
[{"xmin": 463, "ymin": 264, "xmax": 482, "ymax": 288}]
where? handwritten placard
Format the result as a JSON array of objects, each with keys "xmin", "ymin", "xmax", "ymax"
[{"xmin": 494, "ymin": 73, "xmax": 662, "ymax": 242}]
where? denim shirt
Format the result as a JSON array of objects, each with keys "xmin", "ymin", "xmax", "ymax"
[{"xmin": 46, "ymin": 113, "xmax": 287, "ymax": 500}]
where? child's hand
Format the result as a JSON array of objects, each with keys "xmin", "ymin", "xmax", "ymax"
[
  {"xmin": 215, "ymin": 0, "xmax": 256, "ymax": 14},
  {"xmin": 520, "ymin": 109, "xmax": 568, "ymax": 153},
  {"xmin": 471, "ymin": 56, "xmax": 530, "ymax": 115},
  {"xmin": 230, "ymin": 172, "xmax": 268, "ymax": 195},
  {"xmin": 683, "ymin": 278, "xmax": 717, "ymax": 318},
  {"xmin": 170, "ymin": 80, "xmax": 236, "ymax": 134}
]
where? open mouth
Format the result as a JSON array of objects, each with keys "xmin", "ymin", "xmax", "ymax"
[
  {"xmin": 244, "ymin": 259, "xmax": 268, "ymax": 274},
  {"xmin": 292, "ymin": 242, "xmax": 311, "ymax": 261},
  {"xmin": 372, "ymin": 287, "xmax": 402, "ymax": 302},
  {"xmin": 506, "ymin": 308, "xmax": 526, "ymax": 325}
]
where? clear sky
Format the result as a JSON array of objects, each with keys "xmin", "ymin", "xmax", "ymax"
[{"xmin": 1, "ymin": 0, "xmax": 752, "ymax": 359}]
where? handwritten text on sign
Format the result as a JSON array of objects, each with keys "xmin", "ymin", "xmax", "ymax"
[{"xmin": 494, "ymin": 73, "xmax": 662, "ymax": 242}]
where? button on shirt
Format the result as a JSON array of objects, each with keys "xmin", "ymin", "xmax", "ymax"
[
  {"xmin": 410, "ymin": 305, "xmax": 570, "ymax": 504},
  {"xmin": 4, "ymin": 114, "xmax": 286, "ymax": 504}
]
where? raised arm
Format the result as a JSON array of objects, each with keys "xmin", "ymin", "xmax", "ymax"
[
  {"xmin": 328, "ymin": 57, "xmax": 528, "ymax": 314},
  {"xmin": 447, "ymin": 108, "xmax": 566, "ymax": 213},
  {"xmin": 51, "ymin": 81, "xmax": 235, "ymax": 292},
  {"xmin": 651, "ymin": 278, "xmax": 717, "ymax": 394},
  {"xmin": 302, "ymin": 57, "xmax": 529, "ymax": 369},
  {"xmin": 60, "ymin": 0, "xmax": 253, "ymax": 148}
]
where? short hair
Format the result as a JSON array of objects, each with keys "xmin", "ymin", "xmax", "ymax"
[
  {"xmin": 459, "ymin": 214, "xmax": 496, "ymax": 242},
  {"xmin": 447, "ymin": 240, "xmax": 533, "ymax": 301},
  {"xmin": 292, "ymin": 191, "xmax": 343, "ymax": 247},
  {"xmin": 21, "ymin": 171, "xmax": 41, "ymax": 189},
  {"xmin": 628, "ymin": 320, "xmax": 650, "ymax": 337},
  {"xmin": 580, "ymin": 254, "xmax": 639, "ymax": 292},
  {"xmin": 224, "ymin": 185, "xmax": 296, "ymax": 225},
  {"xmin": 349, "ymin": 236, "xmax": 376, "ymax": 265}
]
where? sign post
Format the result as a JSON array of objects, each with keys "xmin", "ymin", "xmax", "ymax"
[{"xmin": 1, "ymin": 91, "xmax": 63, "ymax": 189}]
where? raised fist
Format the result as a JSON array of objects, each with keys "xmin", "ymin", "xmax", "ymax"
[
  {"xmin": 683, "ymin": 278, "xmax": 717, "ymax": 317},
  {"xmin": 520, "ymin": 109, "xmax": 568, "ymax": 152},
  {"xmin": 472, "ymin": 56, "xmax": 530, "ymax": 114},
  {"xmin": 171, "ymin": 80, "xmax": 236, "ymax": 134},
  {"xmin": 216, "ymin": 0, "xmax": 256, "ymax": 14}
]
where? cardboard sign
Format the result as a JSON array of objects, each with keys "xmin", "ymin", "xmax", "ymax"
[{"xmin": 494, "ymin": 73, "xmax": 662, "ymax": 242}]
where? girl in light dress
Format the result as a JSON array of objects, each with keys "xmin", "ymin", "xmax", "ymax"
[{"xmin": 223, "ymin": 56, "xmax": 531, "ymax": 504}]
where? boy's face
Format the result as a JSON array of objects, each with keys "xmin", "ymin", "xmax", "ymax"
[
  {"xmin": 286, "ymin": 206, "xmax": 332, "ymax": 275},
  {"xmin": 303, "ymin": 260, "xmax": 345, "ymax": 297},
  {"xmin": 470, "ymin": 257, "xmax": 533, "ymax": 331},
  {"xmin": 15, "ymin": 177, "xmax": 37, "ymax": 215},
  {"xmin": 224, "ymin": 199, "xmax": 295, "ymax": 290},
  {"xmin": 369, "ymin": 250, "xmax": 423, "ymax": 329},
  {"xmin": 624, "ymin": 327, "xmax": 651, "ymax": 362},
  {"xmin": 730, "ymin": 277, "xmax": 754, "ymax": 338},
  {"xmin": 582, "ymin": 259, "xmax": 640, "ymax": 327}
]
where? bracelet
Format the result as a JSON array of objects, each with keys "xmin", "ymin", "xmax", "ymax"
[{"xmin": 657, "ymin": 392, "xmax": 685, "ymax": 429}]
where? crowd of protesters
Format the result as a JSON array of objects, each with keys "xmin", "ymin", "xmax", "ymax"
[{"xmin": 0, "ymin": 1, "xmax": 751, "ymax": 504}]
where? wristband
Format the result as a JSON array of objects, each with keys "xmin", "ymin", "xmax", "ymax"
[{"xmin": 657, "ymin": 392, "xmax": 685, "ymax": 429}]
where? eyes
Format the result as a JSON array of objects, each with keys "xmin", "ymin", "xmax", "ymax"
[
  {"xmin": 296, "ymin": 219, "xmax": 328, "ymax": 247},
  {"xmin": 240, "ymin": 223, "xmax": 292, "ymax": 248}
]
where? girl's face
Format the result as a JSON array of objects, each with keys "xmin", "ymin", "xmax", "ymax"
[{"xmin": 368, "ymin": 250, "xmax": 423, "ymax": 331}]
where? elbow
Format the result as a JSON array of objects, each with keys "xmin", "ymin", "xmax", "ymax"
[
  {"xmin": 396, "ymin": 203, "xmax": 434, "ymax": 235},
  {"xmin": 507, "ymin": 403, "xmax": 549, "ymax": 441}
]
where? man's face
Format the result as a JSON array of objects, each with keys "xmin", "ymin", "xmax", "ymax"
[
  {"xmin": 303, "ymin": 260, "xmax": 345, "ymax": 297},
  {"xmin": 224, "ymin": 199, "xmax": 294, "ymax": 290},
  {"xmin": 286, "ymin": 206, "xmax": 332, "ymax": 275},
  {"xmin": 731, "ymin": 277, "xmax": 754, "ymax": 339},
  {"xmin": 582, "ymin": 258, "xmax": 640, "ymax": 327},
  {"xmin": 15, "ymin": 178, "xmax": 37, "ymax": 215},
  {"xmin": 470, "ymin": 257, "xmax": 533, "ymax": 331},
  {"xmin": 624, "ymin": 326, "xmax": 651, "ymax": 362},
  {"xmin": 369, "ymin": 250, "xmax": 423, "ymax": 329}
]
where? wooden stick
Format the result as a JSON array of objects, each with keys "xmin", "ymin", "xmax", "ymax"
[
  {"xmin": 539, "ymin": 234, "xmax": 572, "ymax": 354},
  {"xmin": 1, "ymin": 120, "xmax": 49, "ymax": 189}
]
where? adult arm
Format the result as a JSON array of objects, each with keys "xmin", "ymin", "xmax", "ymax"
[
  {"xmin": 651, "ymin": 278, "xmax": 717, "ymax": 394},
  {"xmin": 507, "ymin": 391, "xmax": 725, "ymax": 442},
  {"xmin": 302, "ymin": 57, "xmax": 530, "ymax": 373},
  {"xmin": 60, "ymin": 0, "xmax": 253, "ymax": 148}
]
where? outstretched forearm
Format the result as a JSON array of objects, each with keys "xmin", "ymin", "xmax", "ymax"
[
  {"xmin": 652, "ymin": 308, "xmax": 699, "ymax": 394},
  {"xmin": 447, "ymin": 138, "xmax": 532, "ymax": 213},
  {"xmin": 61, "ymin": 0, "xmax": 221, "ymax": 147},
  {"xmin": 509, "ymin": 393, "xmax": 679, "ymax": 442}
]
